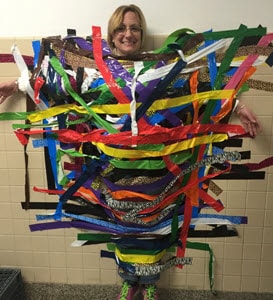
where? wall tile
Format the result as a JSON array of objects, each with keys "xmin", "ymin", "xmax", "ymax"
[
  {"xmin": 265, "ymin": 192, "xmax": 273, "ymax": 209},
  {"xmin": 34, "ymin": 267, "xmax": 51, "ymax": 282},
  {"xmin": 32, "ymin": 252, "xmax": 50, "ymax": 267},
  {"xmin": 246, "ymin": 210, "xmax": 265, "ymax": 227},
  {"xmin": 264, "ymin": 210, "xmax": 273, "ymax": 227},
  {"xmin": 243, "ymin": 243, "xmax": 262, "ymax": 260},
  {"xmin": 0, "ymin": 203, "xmax": 12, "ymax": 218},
  {"xmin": 263, "ymin": 228, "xmax": 273, "ymax": 244},
  {"xmin": 31, "ymin": 235, "xmax": 49, "ymax": 251},
  {"xmin": 242, "ymin": 260, "xmax": 260, "ymax": 277},
  {"xmin": 67, "ymin": 268, "xmax": 84, "ymax": 284},
  {"xmin": 50, "ymin": 268, "xmax": 67, "ymax": 283},
  {"xmin": 100, "ymin": 268, "xmax": 117, "ymax": 285},
  {"xmin": 15, "ymin": 251, "xmax": 33, "ymax": 266},
  {"xmin": 223, "ymin": 259, "xmax": 242, "ymax": 276},
  {"xmin": 82, "ymin": 252, "xmax": 100, "ymax": 269},
  {"xmin": 246, "ymin": 192, "xmax": 266, "ymax": 209},
  {"xmin": 259, "ymin": 277, "xmax": 273, "ymax": 293},
  {"xmin": 186, "ymin": 273, "xmax": 205, "ymax": 290},
  {"xmin": 169, "ymin": 272, "xmax": 187, "ymax": 288},
  {"xmin": 14, "ymin": 235, "xmax": 32, "ymax": 251},
  {"xmin": 222, "ymin": 275, "xmax": 241, "ymax": 292},
  {"xmin": 244, "ymin": 227, "xmax": 263, "ymax": 244},
  {"xmin": 83, "ymin": 268, "xmax": 100, "ymax": 284},
  {"xmin": 20, "ymin": 267, "xmax": 35, "ymax": 282},
  {"xmin": 66, "ymin": 252, "xmax": 83, "ymax": 269},
  {"xmin": 49, "ymin": 252, "xmax": 67, "ymax": 268},
  {"xmin": 0, "ymin": 251, "xmax": 16, "ymax": 265},
  {"xmin": 224, "ymin": 243, "xmax": 243, "ymax": 260},
  {"xmin": 261, "ymin": 244, "xmax": 273, "ymax": 261},
  {"xmin": 260, "ymin": 261, "xmax": 273, "ymax": 277},
  {"xmin": 0, "ymin": 234, "xmax": 15, "ymax": 250},
  {"xmin": 0, "ymin": 219, "xmax": 14, "ymax": 234},
  {"xmin": 241, "ymin": 276, "xmax": 259, "ymax": 292}
]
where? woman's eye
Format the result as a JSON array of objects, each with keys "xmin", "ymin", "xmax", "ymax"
[
  {"xmin": 116, "ymin": 26, "xmax": 126, "ymax": 33},
  {"xmin": 130, "ymin": 26, "xmax": 142, "ymax": 33},
  {"xmin": 114, "ymin": 25, "xmax": 142, "ymax": 34}
]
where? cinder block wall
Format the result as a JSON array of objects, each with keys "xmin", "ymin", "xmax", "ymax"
[{"xmin": 0, "ymin": 36, "xmax": 273, "ymax": 293}]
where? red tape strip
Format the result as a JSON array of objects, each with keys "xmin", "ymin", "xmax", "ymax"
[{"xmin": 92, "ymin": 26, "xmax": 130, "ymax": 104}]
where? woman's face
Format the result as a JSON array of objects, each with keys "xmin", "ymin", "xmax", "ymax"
[{"xmin": 112, "ymin": 11, "xmax": 142, "ymax": 56}]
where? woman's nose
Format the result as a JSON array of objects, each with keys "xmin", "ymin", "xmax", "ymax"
[{"xmin": 124, "ymin": 29, "xmax": 134, "ymax": 36}]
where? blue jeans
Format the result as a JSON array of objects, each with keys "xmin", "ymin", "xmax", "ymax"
[{"xmin": 118, "ymin": 267, "xmax": 160, "ymax": 285}]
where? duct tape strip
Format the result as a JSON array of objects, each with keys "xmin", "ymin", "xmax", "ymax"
[
  {"xmin": 133, "ymin": 256, "xmax": 193, "ymax": 276},
  {"xmin": 92, "ymin": 26, "xmax": 130, "ymax": 104},
  {"xmin": 11, "ymin": 45, "xmax": 47, "ymax": 110}
]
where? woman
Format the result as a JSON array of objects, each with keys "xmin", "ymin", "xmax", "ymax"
[{"xmin": 0, "ymin": 5, "xmax": 262, "ymax": 300}]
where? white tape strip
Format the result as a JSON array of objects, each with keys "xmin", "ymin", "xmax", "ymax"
[
  {"xmin": 11, "ymin": 44, "xmax": 47, "ymax": 110},
  {"xmin": 130, "ymin": 61, "xmax": 144, "ymax": 137},
  {"xmin": 138, "ymin": 39, "xmax": 228, "ymax": 83}
]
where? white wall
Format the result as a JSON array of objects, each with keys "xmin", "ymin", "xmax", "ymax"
[{"xmin": 1, "ymin": 0, "xmax": 273, "ymax": 37}]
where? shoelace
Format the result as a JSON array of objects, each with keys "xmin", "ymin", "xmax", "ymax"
[
  {"xmin": 145, "ymin": 285, "xmax": 157, "ymax": 300},
  {"xmin": 119, "ymin": 281, "xmax": 130, "ymax": 300}
]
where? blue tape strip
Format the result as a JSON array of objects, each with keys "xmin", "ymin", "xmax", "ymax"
[
  {"xmin": 32, "ymin": 139, "xmax": 48, "ymax": 148},
  {"xmin": 32, "ymin": 40, "xmax": 41, "ymax": 68},
  {"xmin": 51, "ymin": 211, "xmax": 247, "ymax": 234},
  {"xmin": 122, "ymin": 59, "xmax": 187, "ymax": 131}
]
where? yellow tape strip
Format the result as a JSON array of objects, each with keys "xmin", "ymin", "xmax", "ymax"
[
  {"xmin": 115, "ymin": 247, "xmax": 166, "ymax": 264},
  {"xmin": 92, "ymin": 89, "xmax": 234, "ymax": 114},
  {"xmin": 27, "ymin": 104, "xmax": 85, "ymax": 123},
  {"xmin": 27, "ymin": 89, "xmax": 234, "ymax": 123},
  {"xmin": 93, "ymin": 133, "xmax": 228, "ymax": 159}
]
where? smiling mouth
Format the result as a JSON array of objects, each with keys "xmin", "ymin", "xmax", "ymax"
[{"xmin": 122, "ymin": 41, "xmax": 136, "ymax": 46}]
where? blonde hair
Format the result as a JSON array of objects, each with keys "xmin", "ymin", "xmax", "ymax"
[{"xmin": 107, "ymin": 4, "xmax": 147, "ymax": 53}]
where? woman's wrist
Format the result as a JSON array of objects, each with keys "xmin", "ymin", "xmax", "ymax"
[
  {"xmin": 14, "ymin": 79, "xmax": 19, "ymax": 92},
  {"xmin": 236, "ymin": 103, "xmax": 246, "ymax": 115}
]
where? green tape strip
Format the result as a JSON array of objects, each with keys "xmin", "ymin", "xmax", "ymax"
[
  {"xmin": 110, "ymin": 151, "xmax": 191, "ymax": 170},
  {"xmin": 49, "ymin": 56, "xmax": 117, "ymax": 134},
  {"xmin": 78, "ymin": 233, "xmax": 112, "ymax": 242},
  {"xmin": 0, "ymin": 111, "xmax": 29, "ymax": 121},
  {"xmin": 187, "ymin": 241, "xmax": 215, "ymax": 291}
]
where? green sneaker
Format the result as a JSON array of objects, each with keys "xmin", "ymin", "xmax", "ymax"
[
  {"xmin": 117, "ymin": 281, "xmax": 138, "ymax": 300},
  {"xmin": 142, "ymin": 284, "xmax": 158, "ymax": 300}
]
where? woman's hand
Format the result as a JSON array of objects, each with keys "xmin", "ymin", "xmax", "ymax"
[
  {"xmin": 0, "ymin": 80, "xmax": 18, "ymax": 104},
  {"xmin": 235, "ymin": 103, "xmax": 261, "ymax": 137}
]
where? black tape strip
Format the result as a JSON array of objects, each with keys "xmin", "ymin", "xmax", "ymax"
[
  {"xmin": 216, "ymin": 171, "xmax": 265, "ymax": 180},
  {"xmin": 265, "ymin": 52, "xmax": 273, "ymax": 67},
  {"xmin": 213, "ymin": 138, "xmax": 243, "ymax": 149},
  {"xmin": 21, "ymin": 201, "xmax": 108, "ymax": 219},
  {"xmin": 44, "ymin": 145, "xmax": 56, "ymax": 190},
  {"xmin": 188, "ymin": 225, "xmax": 238, "ymax": 238}
]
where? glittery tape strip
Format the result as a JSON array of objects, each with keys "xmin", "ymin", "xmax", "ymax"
[
  {"xmin": 133, "ymin": 256, "xmax": 193, "ymax": 276},
  {"xmin": 122, "ymin": 151, "xmax": 241, "ymax": 223}
]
